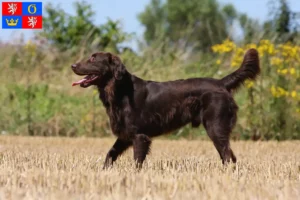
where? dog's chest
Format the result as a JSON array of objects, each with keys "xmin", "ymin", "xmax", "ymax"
[{"xmin": 106, "ymin": 98, "xmax": 136, "ymax": 139}]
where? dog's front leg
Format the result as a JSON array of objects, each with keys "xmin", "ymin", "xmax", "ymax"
[
  {"xmin": 103, "ymin": 138, "xmax": 132, "ymax": 169},
  {"xmin": 133, "ymin": 134, "xmax": 152, "ymax": 169}
]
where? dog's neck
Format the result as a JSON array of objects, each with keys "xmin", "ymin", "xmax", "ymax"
[
  {"xmin": 96, "ymin": 71, "xmax": 134, "ymax": 108},
  {"xmin": 96, "ymin": 71, "xmax": 135, "ymax": 136}
]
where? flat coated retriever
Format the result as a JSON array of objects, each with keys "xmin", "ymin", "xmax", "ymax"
[{"xmin": 71, "ymin": 48, "xmax": 260, "ymax": 168}]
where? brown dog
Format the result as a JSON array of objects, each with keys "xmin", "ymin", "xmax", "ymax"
[{"xmin": 71, "ymin": 49, "xmax": 260, "ymax": 168}]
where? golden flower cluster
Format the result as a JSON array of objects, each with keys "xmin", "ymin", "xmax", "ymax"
[{"xmin": 211, "ymin": 39, "xmax": 300, "ymax": 97}]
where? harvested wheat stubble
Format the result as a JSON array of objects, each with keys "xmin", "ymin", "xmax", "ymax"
[{"xmin": 0, "ymin": 136, "xmax": 299, "ymax": 200}]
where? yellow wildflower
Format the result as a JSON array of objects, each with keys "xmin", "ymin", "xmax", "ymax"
[
  {"xmin": 290, "ymin": 68, "xmax": 296, "ymax": 75},
  {"xmin": 211, "ymin": 45, "xmax": 220, "ymax": 53},
  {"xmin": 278, "ymin": 87, "xmax": 286, "ymax": 96},
  {"xmin": 230, "ymin": 47, "xmax": 244, "ymax": 68},
  {"xmin": 270, "ymin": 86, "xmax": 288, "ymax": 98},
  {"xmin": 245, "ymin": 80, "xmax": 254, "ymax": 88},
  {"xmin": 270, "ymin": 86, "xmax": 276, "ymax": 96},
  {"xmin": 223, "ymin": 39, "xmax": 236, "ymax": 52},
  {"xmin": 268, "ymin": 43, "xmax": 275, "ymax": 55},
  {"xmin": 270, "ymin": 57, "xmax": 283, "ymax": 66},
  {"xmin": 211, "ymin": 39, "xmax": 236, "ymax": 53},
  {"xmin": 245, "ymin": 43, "xmax": 257, "ymax": 50},
  {"xmin": 258, "ymin": 40, "xmax": 273, "ymax": 57},
  {"xmin": 216, "ymin": 59, "xmax": 221, "ymax": 65},
  {"xmin": 279, "ymin": 42, "xmax": 299, "ymax": 60},
  {"xmin": 277, "ymin": 69, "xmax": 288, "ymax": 75},
  {"xmin": 291, "ymin": 91, "xmax": 297, "ymax": 98}
]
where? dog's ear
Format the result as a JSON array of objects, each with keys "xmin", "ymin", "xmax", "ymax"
[
  {"xmin": 108, "ymin": 53, "xmax": 126, "ymax": 80},
  {"xmin": 114, "ymin": 63, "xmax": 126, "ymax": 80}
]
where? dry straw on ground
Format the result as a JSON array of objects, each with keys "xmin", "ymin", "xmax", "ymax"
[{"xmin": 0, "ymin": 136, "xmax": 299, "ymax": 200}]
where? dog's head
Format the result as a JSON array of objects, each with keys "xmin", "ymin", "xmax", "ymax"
[{"xmin": 71, "ymin": 52, "xmax": 126, "ymax": 88}]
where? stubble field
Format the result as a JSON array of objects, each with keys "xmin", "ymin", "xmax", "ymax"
[{"xmin": 0, "ymin": 136, "xmax": 299, "ymax": 200}]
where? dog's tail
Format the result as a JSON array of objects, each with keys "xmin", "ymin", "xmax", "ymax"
[{"xmin": 220, "ymin": 48, "xmax": 260, "ymax": 92}]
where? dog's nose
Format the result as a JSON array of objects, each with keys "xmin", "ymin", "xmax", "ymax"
[{"xmin": 71, "ymin": 64, "xmax": 77, "ymax": 69}]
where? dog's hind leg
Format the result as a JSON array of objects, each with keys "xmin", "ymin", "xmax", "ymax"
[
  {"xmin": 206, "ymin": 127, "xmax": 236, "ymax": 164},
  {"xmin": 103, "ymin": 138, "xmax": 132, "ymax": 169},
  {"xmin": 202, "ymin": 93, "xmax": 238, "ymax": 164},
  {"xmin": 133, "ymin": 134, "xmax": 151, "ymax": 169}
]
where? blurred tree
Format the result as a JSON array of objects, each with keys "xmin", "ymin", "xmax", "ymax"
[
  {"xmin": 238, "ymin": 13, "xmax": 262, "ymax": 43},
  {"xmin": 275, "ymin": 0, "xmax": 291, "ymax": 35},
  {"xmin": 138, "ymin": 0, "xmax": 238, "ymax": 52},
  {"xmin": 138, "ymin": 0, "xmax": 167, "ymax": 45},
  {"xmin": 274, "ymin": 0, "xmax": 300, "ymax": 42},
  {"xmin": 222, "ymin": 4, "xmax": 237, "ymax": 26},
  {"xmin": 261, "ymin": 0, "xmax": 299, "ymax": 43},
  {"xmin": 39, "ymin": 1, "xmax": 132, "ymax": 53}
]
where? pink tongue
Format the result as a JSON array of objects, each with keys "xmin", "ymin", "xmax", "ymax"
[{"xmin": 72, "ymin": 78, "xmax": 87, "ymax": 86}]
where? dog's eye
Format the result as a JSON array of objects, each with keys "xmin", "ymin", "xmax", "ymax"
[{"xmin": 90, "ymin": 57, "xmax": 95, "ymax": 62}]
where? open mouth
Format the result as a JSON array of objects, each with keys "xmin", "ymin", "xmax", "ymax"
[{"xmin": 72, "ymin": 75, "xmax": 99, "ymax": 87}]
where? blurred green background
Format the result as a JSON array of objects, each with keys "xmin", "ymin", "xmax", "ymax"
[{"xmin": 0, "ymin": 0, "xmax": 299, "ymax": 140}]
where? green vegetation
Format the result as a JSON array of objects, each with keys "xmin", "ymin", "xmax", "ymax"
[{"xmin": 0, "ymin": 0, "xmax": 299, "ymax": 140}]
